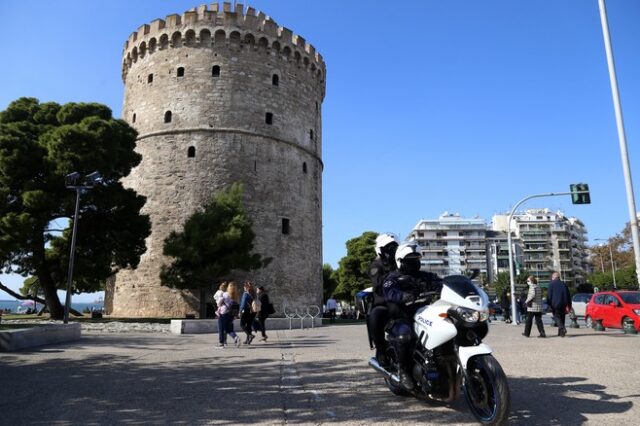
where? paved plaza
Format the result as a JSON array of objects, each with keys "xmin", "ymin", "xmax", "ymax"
[{"xmin": 1, "ymin": 320, "xmax": 638, "ymax": 425}]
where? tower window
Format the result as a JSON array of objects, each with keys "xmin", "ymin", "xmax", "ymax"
[
  {"xmin": 265, "ymin": 112, "xmax": 273, "ymax": 125},
  {"xmin": 272, "ymin": 74, "xmax": 279, "ymax": 86},
  {"xmin": 282, "ymin": 218, "xmax": 290, "ymax": 235},
  {"xmin": 187, "ymin": 146, "xmax": 195, "ymax": 158},
  {"xmin": 132, "ymin": 113, "xmax": 136, "ymax": 123},
  {"xmin": 309, "ymin": 129, "xmax": 314, "ymax": 140},
  {"xmin": 303, "ymin": 162, "xmax": 307, "ymax": 174},
  {"xmin": 147, "ymin": 73, "xmax": 153, "ymax": 83},
  {"xmin": 164, "ymin": 111, "xmax": 172, "ymax": 123},
  {"xmin": 212, "ymin": 65, "xmax": 220, "ymax": 77},
  {"xmin": 315, "ymin": 101, "xmax": 319, "ymax": 111},
  {"xmin": 177, "ymin": 67, "xmax": 185, "ymax": 77}
]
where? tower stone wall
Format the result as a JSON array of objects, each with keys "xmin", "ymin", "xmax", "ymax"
[{"xmin": 110, "ymin": 2, "xmax": 325, "ymax": 317}]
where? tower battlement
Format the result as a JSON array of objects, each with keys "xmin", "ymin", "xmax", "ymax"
[{"xmin": 122, "ymin": 2, "xmax": 325, "ymax": 82}]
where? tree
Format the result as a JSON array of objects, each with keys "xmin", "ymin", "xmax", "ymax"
[
  {"xmin": 0, "ymin": 98, "xmax": 151, "ymax": 319},
  {"xmin": 334, "ymin": 231, "xmax": 378, "ymax": 300},
  {"xmin": 160, "ymin": 183, "xmax": 271, "ymax": 317},
  {"xmin": 322, "ymin": 263, "xmax": 338, "ymax": 302}
]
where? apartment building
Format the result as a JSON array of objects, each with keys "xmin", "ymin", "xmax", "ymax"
[
  {"xmin": 492, "ymin": 209, "xmax": 589, "ymax": 287},
  {"xmin": 407, "ymin": 212, "xmax": 488, "ymax": 278}
]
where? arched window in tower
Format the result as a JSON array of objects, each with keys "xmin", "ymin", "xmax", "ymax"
[
  {"xmin": 303, "ymin": 162, "xmax": 307, "ymax": 174},
  {"xmin": 164, "ymin": 111, "xmax": 172, "ymax": 123},
  {"xmin": 132, "ymin": 113, "xmax": 136, "ymax": 123},
  {"xmin": 272, "ymin": 74, "xmax": 279, "ymax": 86},
  {"xmin": 212, "ymin": 65, "xmax": 220, "ymax": 77},
  {"xmin": 282, "ymin": 218, "xmax": 290, "ymax": 235},
  {"xmin": 187, "ymin": 146, "xmax": 196, "ymax": 158},
  {"xmin": 148, "ymin": 73, "xmax": 153, "ymax": 83},
  {"xmin": 177, "ymin": 67, "xmax": 185, "ymax": 77},
  {"xmin": 265, "ymin": 112, "xmax": 273, "ymax": 125}
]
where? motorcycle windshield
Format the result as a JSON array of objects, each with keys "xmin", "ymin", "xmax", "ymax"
[{"xmin": 442, "ymin": 275, "xmax": 489, "ymax": 306}]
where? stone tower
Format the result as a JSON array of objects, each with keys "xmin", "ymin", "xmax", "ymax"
[{"xmin": 109, "ymin": 2, "xmax": 325, "ymax": 317}]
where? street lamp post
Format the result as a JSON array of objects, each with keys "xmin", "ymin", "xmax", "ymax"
[
  {"xmin": 598, "ymin": 0, "xmax": 640, "ymax": 288},
  {"xmin": 63, "ymin": 171, "xmax": 100, "ymax": 324}
]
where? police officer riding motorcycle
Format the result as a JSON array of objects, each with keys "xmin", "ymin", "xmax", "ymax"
[
  {"xmin": 383, "ymin": 241, "xmax": 442, "ymax": 390},
  {"xmin": 366, "ymin": 233, "xmax": 399, "ymax": 366}
]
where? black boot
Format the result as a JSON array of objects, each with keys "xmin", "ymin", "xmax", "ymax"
[
  {"xmin": 398, "ymin": 368, "xmax": 415, "ymax": 390},
  {"xmin": 375, "ymin": 348, "xmax": 388, "ymax": 368}
]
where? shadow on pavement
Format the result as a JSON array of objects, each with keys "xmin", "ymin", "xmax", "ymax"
[{"xmin": 0, "ymin": 337, "xmax": 634, "ymax": 425}]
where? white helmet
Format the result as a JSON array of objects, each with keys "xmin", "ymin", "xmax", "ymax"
[
  {"xmin": 375, "ymin": 233, "xmax": 399, "ymax": 256},
  {"xmin": 395, "ymin": 241, "xmax": 423, "ymax": 270}
]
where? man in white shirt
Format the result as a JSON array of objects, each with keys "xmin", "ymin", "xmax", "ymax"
[{"xmin": 326, "ymin": 296, "xmax": 338, "ymax": 323}]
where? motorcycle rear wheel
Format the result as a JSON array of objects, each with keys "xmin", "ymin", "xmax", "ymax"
[{"xmin": 462, "ymin": 355, "xmax": 510, "ymax": 425}]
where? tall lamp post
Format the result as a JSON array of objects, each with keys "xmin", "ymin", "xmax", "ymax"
[
  {"xmin": 63, "ymin": 171, "xmax": 101, "ymax": 324},
  {"xmin": 594, "ymin": 238, "xmax": 617, "ymax": 289},
  {"xmin": 598, "ymin": 0, "xmax": 640, "ymax": 288}
]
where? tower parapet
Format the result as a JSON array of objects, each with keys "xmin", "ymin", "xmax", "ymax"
[{"xmin": 121, "ymin": 2, "xmax": 326, "ymax": 91}]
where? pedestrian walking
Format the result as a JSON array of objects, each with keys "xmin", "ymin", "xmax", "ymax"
[
  {"xmin": 500, "ymin": 290, "xmax": 511, "ymax": 323},
  {"xmin": 256, "ymin": 286, "xmax": 275, "ymax": 341},
  {"xmin": 240, "ymin": 281, "xmax": 258, "ymax": 344},
  {"xmin": 547, "ymin": 272, "xmax": 571, "ymax": 337},
  {"xmin": 326, "ymin": 295, "xmax": 338, "ymax": 323},
  {"xmin": 215, "ymin": 282, "xmax": 240, "ymax": 348},
  {"xmin": 522, "ymin": 276, "xmax": 546, "ymax": 338}
]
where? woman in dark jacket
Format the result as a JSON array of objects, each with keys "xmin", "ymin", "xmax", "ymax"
[
  {"xmin": 239, "ymin": 281, "xmax": 257, "ymax": 345},
  {"xmin": 256, "ymin": 286, "xmax": 273, "ymax": 341}
]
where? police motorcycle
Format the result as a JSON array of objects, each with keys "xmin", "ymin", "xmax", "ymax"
[{"xmin": 366, "ymin": 266, "xmax": 511, "ymax": 425}]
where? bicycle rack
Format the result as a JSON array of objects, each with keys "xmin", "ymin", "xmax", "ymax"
[
  {"xmin": 283, "ymin": 306, "xmax": 299, "ymax": 330},
  {"xmin": 307, "ymin": 305, "xmax": 321, "ymax": 329}
]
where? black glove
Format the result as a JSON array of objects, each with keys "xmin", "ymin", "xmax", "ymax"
[{"xmin": 401, "ymin": 292, "xmax": 415, "ymax": 304}]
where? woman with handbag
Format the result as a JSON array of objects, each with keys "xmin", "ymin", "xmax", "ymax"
[
  {"xmin": 522, "ymin": 276, "xmax": 546, "ymax": 338},
  {"xmin": 257, "ymin": 286, "xmax": 275, "ymax": 341},
  {"xmin": 239, "ymin": 281, "xmax": 258, "ymax": 345}
]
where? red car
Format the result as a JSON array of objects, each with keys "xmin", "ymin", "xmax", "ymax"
[{"xmin": 585, "ymin": 291, "xmax": 640, "ymax": 330}]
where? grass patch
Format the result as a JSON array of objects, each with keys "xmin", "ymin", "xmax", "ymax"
[{"xmin": 0, "ymin": 323, "xmax": 43, "ymax": 331}]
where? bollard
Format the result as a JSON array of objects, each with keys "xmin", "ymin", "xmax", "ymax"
[
  {"xmin": 568, "ymin": 310, "xmax": 580, "ymax": 329},
  {"xmin": 623, "ymin": 318, "xmax": 638, "ymax": 335},
  {"xmin": 594, "ymin": 319, "xmax": 605, "ymax": 331}
]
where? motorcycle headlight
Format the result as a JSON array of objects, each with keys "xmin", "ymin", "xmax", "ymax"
[
  {"xmin": 633, "ymin": 309, "xmax": 640, "ymax": 316},
  {"xmin": 455, "ymin": 307, "xmax": 488, "ymax": 323}
]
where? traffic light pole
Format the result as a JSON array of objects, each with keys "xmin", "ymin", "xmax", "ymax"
[
  {"xmin": 506, "ymin": 191, "xmax": 587, "ymax": 325},
  {"xmin": 598, "ymin": 0, "xmax": 640, "ymax": 288}
]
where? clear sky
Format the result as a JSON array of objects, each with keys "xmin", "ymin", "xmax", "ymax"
[{"xmin": 1, "ymin": 1, "xmax": 639, "ymax": 301}]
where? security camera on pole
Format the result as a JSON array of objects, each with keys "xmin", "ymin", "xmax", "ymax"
[{"xmin": 506, "ymin": 185, "xmax": 590, "ymax": 325}]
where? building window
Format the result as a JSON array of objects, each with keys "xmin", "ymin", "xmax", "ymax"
[
  {"xmin": 265, "ymin": 112, "xmax": 273, "ymax": 125},
  {"xmin": 282, "ymin": 218, "xmax": 290, "ymax": 235},
  {"xmin": 212, "ymin": 65, "xmax": 220, "ymax": 77},
  {"xmin": 147, "ymin": 74, "xmax": 153, "ymax": 83},
  {"xmin": 309, "ymin": 129, "xmax": 314, "ymax": 140},
  {"xmin": 132, "ymin": 113, "xmax": 136, "ymax": 123},
  {"xmin": 187, "ymin": 146, "xmax": 195, "ymax": 158},
  {"xmin": 303, "ymin": 162, "xmax": 307, "ymax": 174},
  {"xmin": 272, "ymin": 74, "xmax": 279, "ymax": 86},
  {"xmin": 177, "ymin": 67, "xmax": 185, "ymax": 77},
  {"xmin": 164, "ymin": 111, "xmax": 172, "ymax": 123}
]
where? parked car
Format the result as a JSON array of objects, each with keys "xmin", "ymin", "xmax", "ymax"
[
  {"xmin": 585, "ymin": 291, "xmax": 640, "ymax": 330},
  {"xmin": 571, "ymin": 293, "xmax": 592, "ymax": 317}
]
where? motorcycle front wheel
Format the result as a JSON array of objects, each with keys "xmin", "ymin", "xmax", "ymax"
[{"xmin": 462, "ymin": 355, "xmax": 510, "ymax": 426}]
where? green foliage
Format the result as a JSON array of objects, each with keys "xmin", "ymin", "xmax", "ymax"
[
  {"xmin": 587, "ymin": 265, "xmax": 637, "ymax": 290},
  {"xmin": 322, "ymin": 263, "xmax": 338, "ymax": 301},
  {"xmin": 0, "ymin": 97, "xmax": 150, "ymax": 318},
  {"xmin": 160, "ymin": 183, "xmax": 271, "ymax": 291},
  {"xmin": 333, "ymin": 231, "xmax": 378, "ymax": 300}
]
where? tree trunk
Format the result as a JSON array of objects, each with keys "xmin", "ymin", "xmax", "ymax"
[{"xmin": 32, "ymin": 234, "xmax": 65, "ymax": 320}]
